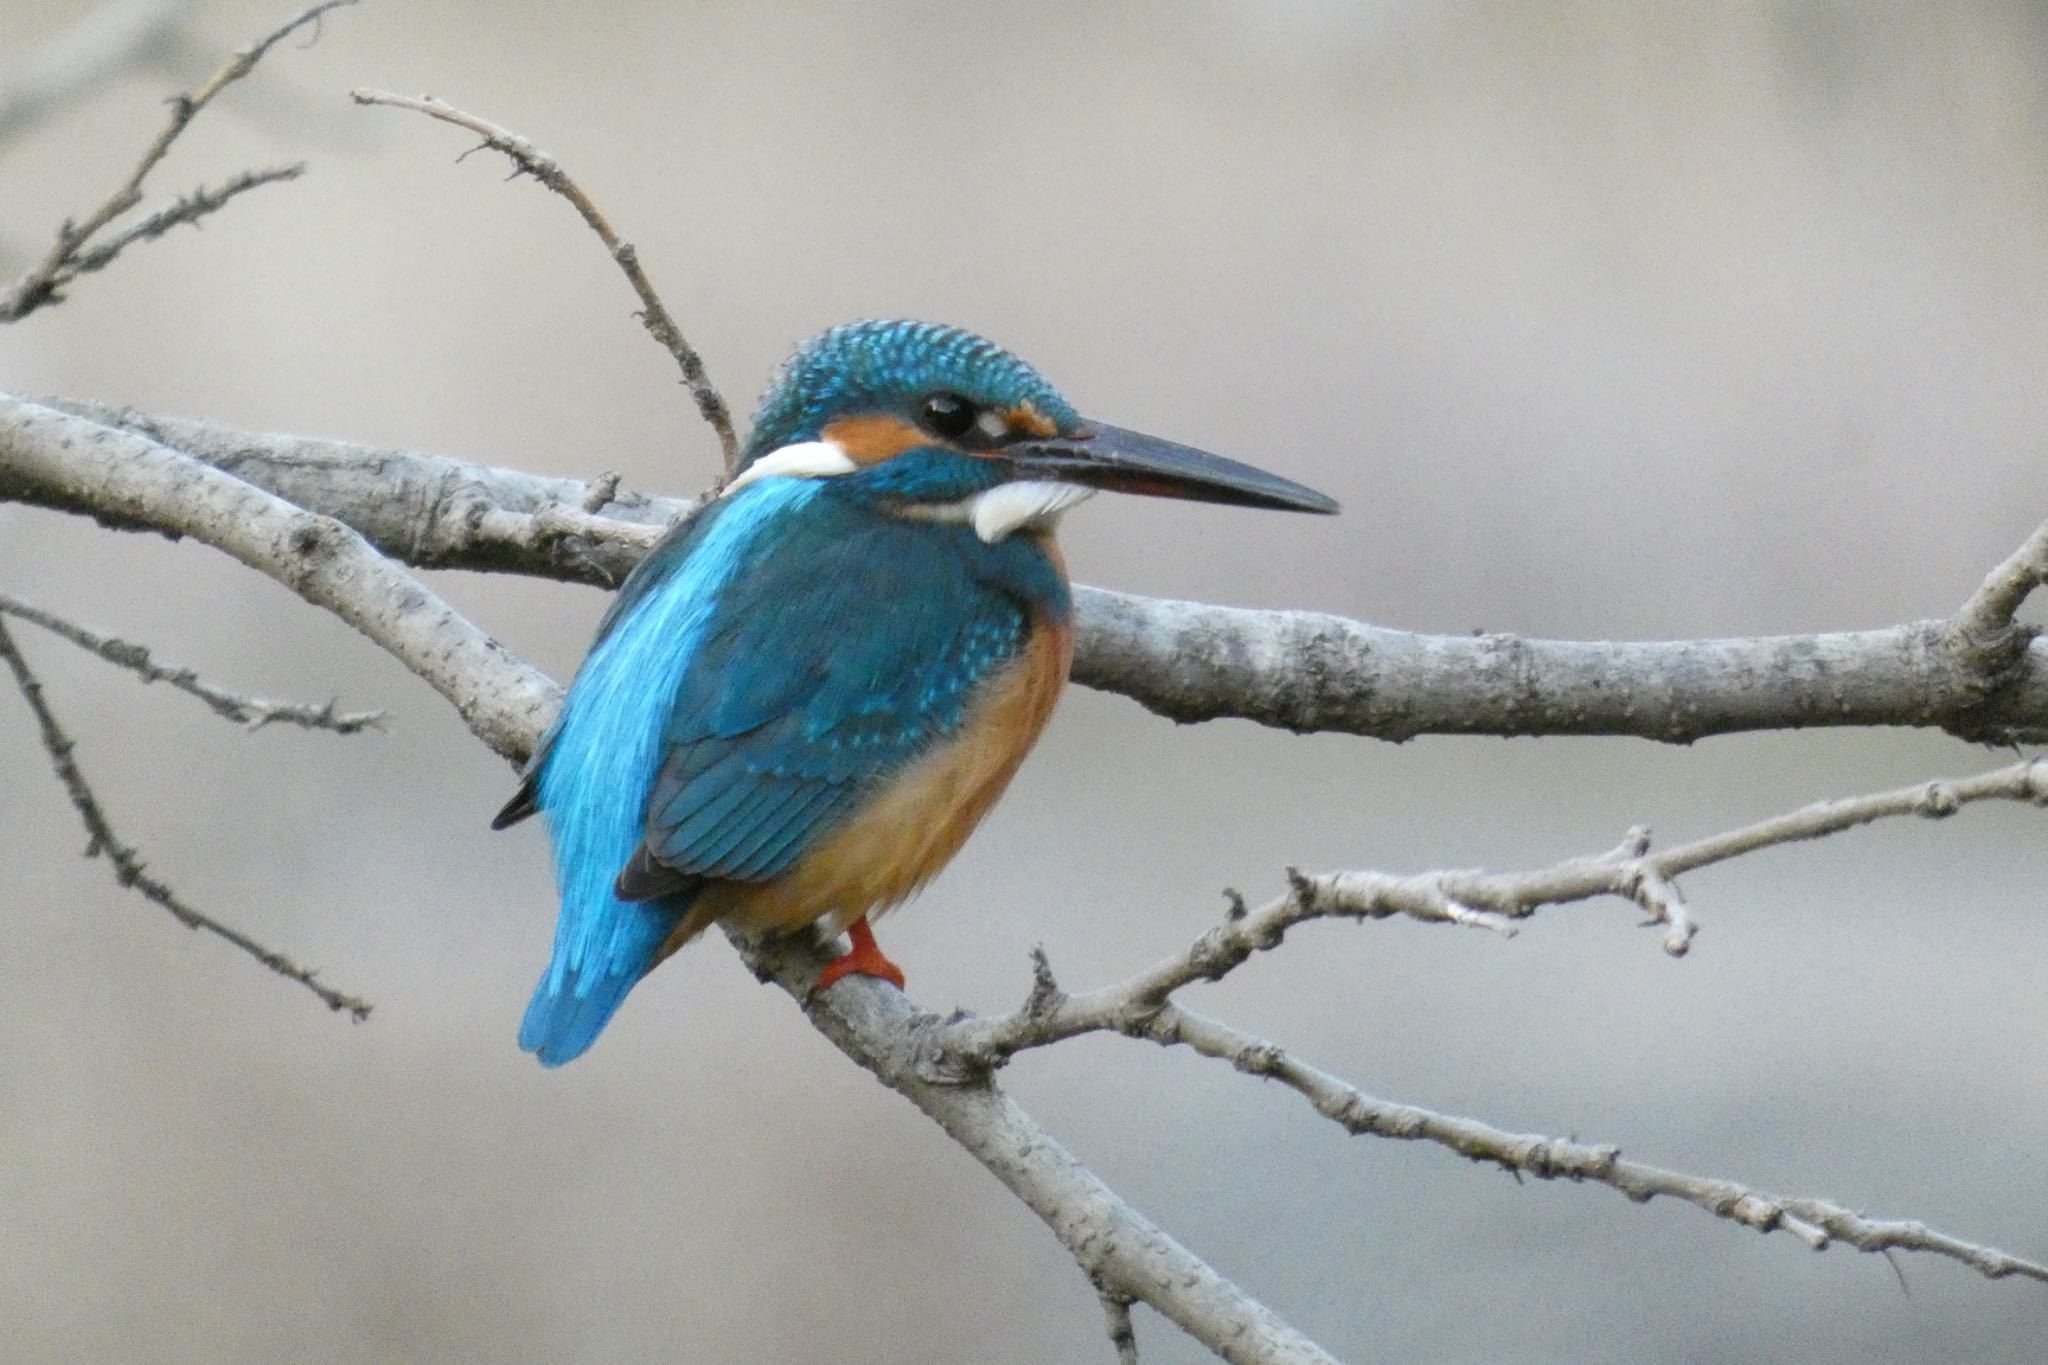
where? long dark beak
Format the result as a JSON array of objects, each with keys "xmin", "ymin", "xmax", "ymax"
[{"xmin": 1010, "ymin": 423, "xmax": 1338, "ymax": 514}]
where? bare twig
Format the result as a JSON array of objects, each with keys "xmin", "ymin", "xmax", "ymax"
[
  {"xmin": 0, "ymin": 400, "xmax": 555, "ymax": 764},
  {"xmin": 0, "ymin": 0, "xmax": 198, "ymax": 149},
  {"xmin": 16, "ymin": 403, "xmax": 2048, "ymax": 747},
  {"xmin": 917, "ymin": 758, "xmax": 2048, "ymax": 1288},
  {"xmin": 1947, "ymin": 516, "xmax": 2048, "ymax": 689},
  {"xmin": 734, "ymin": 931, "xmax": 1342, "ymax": 1365},
  {"xmin": 953, "ymin": 756, "xmax": 2048, "ymax": 1065},
  {"xmin": 0, "ymin": 395, "xmax": 1336, "ymax": 1362},
  {"xmin": 1955, "ymin": 517, "xmax": 2048, "ymax": 639},
  {"xmin": 62, "ymin": 164, "xmax": 307, "ymax": 278},
  {"xmin": 348, "ymin": 89, "xmax": 740, "ymax": 472},
  {"xmin": 1096, "ymin": 1277, "xmax": 1141, "ymax": 1364},
  {"xmin": 0, "ymin": 615, "xmax": 369, "ymax": 1018},
  {"xmin": 0, "ymin": 0, "xmax": 351, "ymax": 322},
  {"xmin": 0, "ymin": 590, "xmax": 384, "ymax": 732},
  {"xmin": 10, "ymin": 392, "xmax": 2048, "ymax": 1354},
  {"xmin": 1032, "ymin": 996, "xmax": 2048, "ymax": 1284}
]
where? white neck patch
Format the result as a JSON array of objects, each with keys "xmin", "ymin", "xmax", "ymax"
[
  {"xmin": 943, "ymin": 480, "xmax": 1095, "ymax": 542},
  {"xmin": 720, "ymin": 440, "xmax": 857, "ymax": 497}
]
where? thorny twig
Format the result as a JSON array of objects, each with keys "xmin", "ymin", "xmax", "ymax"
[
  {"xmin": 348, "ymin": 88, "xmax": 740, "ymax": 473},
  {"xmin": 0, "ymin": 0, "xmax": 352, "ymax": 322},
  {"xmin": 0, "ymin": 590, "xmax": 384, "ymax": 732},
  {"xmin": 0, "ymin": 616, "xmax": 370, "ymax": 1017}
]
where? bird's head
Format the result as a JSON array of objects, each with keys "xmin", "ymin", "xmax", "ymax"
[{"xmin": 728, "ymin": 320, "xmax": 1336, "ymax": 540}]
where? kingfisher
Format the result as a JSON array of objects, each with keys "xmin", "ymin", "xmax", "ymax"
[{"xmin": 495, "ymin": 319, "xmax": 1336, "ymax": 1065}]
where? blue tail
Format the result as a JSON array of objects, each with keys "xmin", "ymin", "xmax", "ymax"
[{"xmin": 519, "ymin": 898, "xmax": 681, "ymax": 1067}]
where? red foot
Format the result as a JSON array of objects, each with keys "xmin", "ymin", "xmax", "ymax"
[{"xmin": 816, "ymin": 916, "xmax": 906, "ymax": 993}]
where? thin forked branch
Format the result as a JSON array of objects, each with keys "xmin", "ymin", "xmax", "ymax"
[
  {"xmin": 0, "ymin": 616, "xmax": 369, "ymax": 1017},
  {"xmin": 932, "ymin": 756, "xmax": 2048, "ymax": 1286},
  {"xmin": 0, "ymin": 590, "xmax": 384, "ymax": 732},
  {"xmin": 349, "ymin": 88, "xmax": 740, "ymax": 472},
  {"xmin": 953, "ymin": 755, "xmax": 2048, "ymax": 1059},
  {"xmin": 1036, "ymin": 991, "xmax": 2048, "ymax": 1283},
  {"xmin": 0, "ymin": 400, "xmax": 557, "ymax": 765},
  {"xmin": 61, "ymin": 164, "xmax": 308, "ymax": 277},
  {"xmin": 0, "ymin": 0, "xmax": 350, "ymax": 322}
]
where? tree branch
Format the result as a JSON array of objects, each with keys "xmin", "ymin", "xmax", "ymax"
[
  {"xmin": 975, "ymin": 989, "xmax": 2048, "ymax": 1283},
  {"xmin": 347, "ymin": 89, "xmax": 741, "ymax": 472},
  {"xmin": 11, "ymin": 399, "xmax": 2048, "ymax": 746},
  {"xmin": 61, "ymin": 163, "xmax": 307, "ymax": 274},
  {"xmin": 7, "ymin": 391, "xmax": 2044, "ymax": 1355},
  {"xmin": 735, "ymin": 932, "xmax": 1343, "ymax": 1365},
  {"xmin": 925, "ymin": 759, "xmax": 2048, "ymax": 1284},
  {"xmin": 0, "ymin": 1, "xmax": 350, "ymax": 322},
  {"xmin": 0, "ymin": 590, "xmax": 385, "ymax": 732},
  {"xmin": 1096, "ymin": 1278, "xmax": 1142, "ymax": 1364},
  {"xmin": 0, "ymin": 615, "xmax": 369, "ymax": 1017},
  {"xmin": 0, "ymin": 398, "xmax": 555, "ymax": 763},
  {"xmin": 0, "ymin": 395, "xmax": 1338, "ymax": 1362},
  {"xmin": 955, "ymin": 757, "xmax": 2048, "ymax": 1014}
]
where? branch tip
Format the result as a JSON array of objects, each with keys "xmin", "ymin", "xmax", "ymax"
[
  {"xmin": 348, "ymin": 89, "xmax": 740, "ymax": 472},
  {"xmin": 0, "ymin": 0, "xmax": 348, "ymax": 323},
  {"xmin": 0, "ymin": 616, "xmax": 370, "ymax": 1018}
]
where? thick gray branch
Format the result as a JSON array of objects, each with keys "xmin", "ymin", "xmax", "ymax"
[
  {"xmin": 0, "ymin": 398, "xmax": 553, "ymax": 761},
  {"xmin": 0, "ymin": 392, "xmax": 1333, "ymax": 1365},
  {"xmin": 12, "ymin": 400, "xmax": 2046, "ymax": 745},
  {"xmin": 10, "ymin": 393, "xmax": 2045, "ymax": 1349},
  {"xmin": 738, "ymin": 935, "xmax": 1340, "ymax": 1365}
]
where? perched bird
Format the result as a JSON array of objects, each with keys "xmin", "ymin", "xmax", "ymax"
[{"xmin": 496, "ymin": 320, "xmax": 1335, "ymax": 1065}]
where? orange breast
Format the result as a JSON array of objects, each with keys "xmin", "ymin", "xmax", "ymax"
[{"xmin": 684, "ymin": 602, "xmax": 1074, "ymax": 942}]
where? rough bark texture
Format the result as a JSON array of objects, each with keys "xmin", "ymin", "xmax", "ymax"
[{"xmin": 16, "ymin": 398, "xmax": 2047, "ymax": 746}]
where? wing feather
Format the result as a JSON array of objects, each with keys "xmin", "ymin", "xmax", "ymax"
[{"xmin": 625, "ymin": 508, "xmax": 1034, "ymax": 893}]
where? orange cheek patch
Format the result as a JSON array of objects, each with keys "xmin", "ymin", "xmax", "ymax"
[
  {"xmin": 822, "ymin": 413, "xmax": 929, "ymax": 465},
  {"xmin": 1004, "ymin": 402, "xmax": 1060, "ymax": 439}
]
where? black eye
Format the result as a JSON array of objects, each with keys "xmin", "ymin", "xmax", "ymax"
[{"xmin": 919, "ymin": 391, "xmax": 978, "ymax": 440}]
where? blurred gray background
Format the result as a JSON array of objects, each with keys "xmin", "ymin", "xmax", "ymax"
[{"xmin": 4, "ymin": 2, "xmax": 2047, "ymax": 1361}]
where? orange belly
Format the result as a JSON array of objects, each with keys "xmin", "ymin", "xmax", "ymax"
[{"xmin": 672, "ymin": 605, "xmax": 1074, "ymax": 947}]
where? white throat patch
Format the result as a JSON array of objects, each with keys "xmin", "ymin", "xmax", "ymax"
[
  {"xmin": 963, "ymin": 481, "xmax": 1095, "ymax": 543},
  {"xmin": 720, "ymin": 440, "xmax": 857, "ymax": 497}
]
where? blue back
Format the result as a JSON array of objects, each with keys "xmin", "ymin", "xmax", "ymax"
[
  {"xmin": 520, "ymin": 479, "xmax": 822, "ymax": 1063},
  {"xmin": 514, "ymin": 318, "xmax": 1084, "ymax": 1065},
  {"xmin": 517, "ymin": 474, "xmax": 1070, "ymax": 1065}
]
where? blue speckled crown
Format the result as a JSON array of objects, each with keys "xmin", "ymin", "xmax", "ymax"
[{"xmin": 740, "ymin": 320, "xmax": 1084, "ymax": 468}]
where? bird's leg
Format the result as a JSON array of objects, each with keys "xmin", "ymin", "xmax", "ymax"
[{"xmin": 816, "ymin": 915, "xmax": 905, "ymax": 992}]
